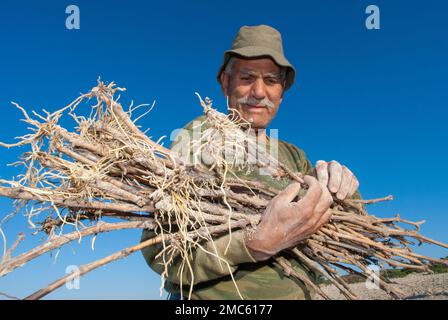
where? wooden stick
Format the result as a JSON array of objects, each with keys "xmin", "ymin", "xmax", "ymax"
[
  {"xmin": 0, "ymin": 220, "xmax": 155, "ymax": 277},
  {"xmin": 274, "ymin": 256, "xmax": 330, "ymax": 300},
  {"xmin": 24, "ymin": 233, "xmax": 163, "ymax": 300},
  {"xmin": 0, "ymin": 186, "xmax": 155, "ymax": 213}
]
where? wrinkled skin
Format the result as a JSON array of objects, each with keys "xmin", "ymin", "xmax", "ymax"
[
  {"xmin": 315, "ymin": 160, "xmax": 359, "ymax": 200},
  {"xmin": 220, "ymin": 57, "xmax": 283, "ymax": 129},
  {"xmin": 220, "ymin": 57, "xmax": 359, "ymax": 261},
  {"xmin": 245, "ymin": 176, "xmax": 333, "ymax": 261}
]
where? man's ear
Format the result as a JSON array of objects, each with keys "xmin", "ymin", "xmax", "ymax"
[{"xmin": 220, "ymin": 72, "xmax": 230, "ymax": 96}]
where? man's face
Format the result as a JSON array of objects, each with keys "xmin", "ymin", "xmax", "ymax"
[{"xmin": 220, "ymin": 57, "xmax": 284, "ymax": 129}]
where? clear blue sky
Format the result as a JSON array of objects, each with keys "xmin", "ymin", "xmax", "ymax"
[{"xmin": 0, "ymin": 0, "xmax": 447, "ymax": 299}]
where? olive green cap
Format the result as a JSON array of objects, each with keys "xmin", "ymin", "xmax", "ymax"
[{"xmin": 217, "ymin": 25, "xmax": 296, "ymax": 91}]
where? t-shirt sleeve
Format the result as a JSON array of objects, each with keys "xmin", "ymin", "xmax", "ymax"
[{"xmin": 141, "ymin": 229, "xmax": 256, "ymax": 286}]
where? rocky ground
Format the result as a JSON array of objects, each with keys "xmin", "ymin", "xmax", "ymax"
[{"xmin": 317, "ymin": 272, "xmax": 448, "ymax": 300}]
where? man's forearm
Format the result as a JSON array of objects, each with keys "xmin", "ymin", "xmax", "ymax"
[{"xmin": 141, "ymin": 229, "xmax": 257, "ymax": 286}]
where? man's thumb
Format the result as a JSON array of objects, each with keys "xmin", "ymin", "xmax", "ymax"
[{"xmin": 274, "ymin": 182, "xmax": 302, "ymax": 204}]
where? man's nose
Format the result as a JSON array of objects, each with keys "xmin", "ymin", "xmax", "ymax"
[{"xmin": 251, "ymin": 78, "xmax": 267, "ymax": 100}]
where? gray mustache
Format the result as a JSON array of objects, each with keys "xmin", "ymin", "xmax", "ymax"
[{"xmin": 237, "ymin": 96, "xmax": 275, "ymax": 109}]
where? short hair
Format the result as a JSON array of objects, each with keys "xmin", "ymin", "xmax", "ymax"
[{"xmin": 224, "ymin": 57, "xmax": 236, "ymax": 76}]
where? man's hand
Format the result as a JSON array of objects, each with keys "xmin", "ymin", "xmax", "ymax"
[
  {"xmin": 315, "ymin": 160, "xmax": 359, "ymax": 200},
  {"xmin": 244, "ymin": 176, "xmax": 333, "ymax": 261}
]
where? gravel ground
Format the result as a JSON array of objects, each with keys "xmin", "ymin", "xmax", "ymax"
[{"xmin": 316, "ymin": 273, "xmax": 448, "ymax": 300}]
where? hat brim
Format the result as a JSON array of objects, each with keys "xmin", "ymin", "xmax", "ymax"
[{"xmin": 217, "ymin": 46, "xmax": 296, "ymax": 91}]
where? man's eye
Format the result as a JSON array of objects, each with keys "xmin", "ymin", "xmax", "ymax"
[{"xmin": 265, "ymin": 78, "xmax": 280, "ymax": 85}]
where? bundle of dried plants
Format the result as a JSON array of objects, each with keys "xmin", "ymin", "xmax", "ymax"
[{"xmin": 0, "ymin": 80, "xmax": 446, "ymax": 300}]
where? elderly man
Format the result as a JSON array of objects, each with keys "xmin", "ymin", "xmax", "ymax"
[{"xmin": 141, "ymin": 25, "xmax": 359, "ymax": 300}]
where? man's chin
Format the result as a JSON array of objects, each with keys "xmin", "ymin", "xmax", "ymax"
[{"xmin": 247, "ymin": 120, "xmax": 268, "ymax": 130}]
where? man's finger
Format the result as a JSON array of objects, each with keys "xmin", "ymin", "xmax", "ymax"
[
  {"xmin": 328, "ymin": 161, "xmax": 343, "ymax": 193},
  {"xmin": 274, "ymin": 182, "xmax": 302, "ymax": 204},
  {"xmin": 315, "ymin": 187, "xmax": 334, "ymax": 214},
  {"xmin": 314, "ymin": 208, "xmax": 333, "ymax": 232},
  {"xmin": 348, "ymin": 176, "xmax": 360, "ymax": 197},
  {"xmin": 297, "ymin": 175, "xmax": 323, "ymax": 211},
  {"xmin": 336, "ymin": 166, "xmax": 352, "ymax": 200},
  {"xmin": 315, "ymin": 160, "xmax": 329, "ymax": 187},
  {"xmin": 306, "ymin": 187, "xmax": 333, "ymax": 228}
]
